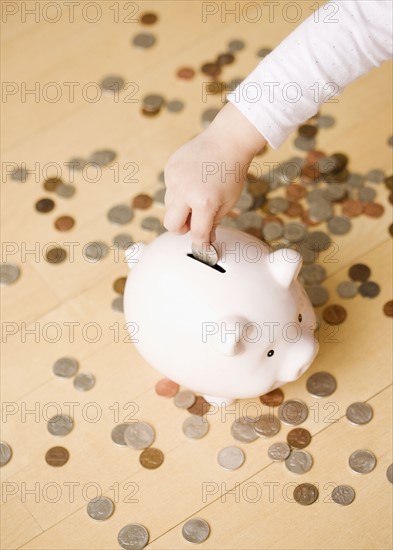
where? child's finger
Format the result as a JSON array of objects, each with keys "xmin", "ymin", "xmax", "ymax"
[
  {"xmin": 190, "ymin": 207, "xmax": 217, "ymax": 249},
  {"xmin": 163, "ymin": 202, "xmax": 191, "ymax": 234}
]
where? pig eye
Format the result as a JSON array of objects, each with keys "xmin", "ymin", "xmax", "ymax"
[
  {"xmin": 298, "ymin": 314, "xmax": 302, "ymax": 322},
  {"xmin": 267, "ymin": 350, "xmax": 274, "ymax": 357}
]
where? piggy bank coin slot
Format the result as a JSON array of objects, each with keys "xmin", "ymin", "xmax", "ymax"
[{"xmin": 186, "ymin": 253, "xmax": 226, "ymax": 273}]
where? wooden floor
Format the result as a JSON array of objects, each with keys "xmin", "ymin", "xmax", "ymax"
[{"xmin": 1, "ymin": 1, "xmax": 392, "ymax": 549}]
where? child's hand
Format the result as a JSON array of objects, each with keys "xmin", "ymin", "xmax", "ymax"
[{"xmin": 163, "ymin": 102, "xmax": 267, "ymax": 248}]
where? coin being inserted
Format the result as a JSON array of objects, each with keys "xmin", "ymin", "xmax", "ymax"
[{"xmin": 191, "ymin": 242, "xmax": 219, "ymax": 267}]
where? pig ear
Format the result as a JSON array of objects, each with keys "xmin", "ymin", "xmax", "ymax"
[
  {"xmin": 268, "ymin": 248, "xmax": 302, "ymax": 288},
  {"xmin": 125, "ymin": 243, "xmax": 145, "ymax": 269},
  {"xmin": 210, "ymin": 315, "xmax": 247, "ymax": 357}
]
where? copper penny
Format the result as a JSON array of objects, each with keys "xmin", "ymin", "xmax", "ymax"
[
  {"xmin": 140, "ymin": 12, "xmax": 158, "ymax": 24},
  {"xmin": 301, "ymin": 164, "xmax": 320, "ymax": 181},
  {"xmin": 287, "ymin": 428, "xmax": 312, "ymax": 449},
  {"xmin": 306, "ymin": 150, "xmax": 326, "ymax": 165},
  {"xmin": 113, "ymin": 276, "xmax": 127, "ymax": 295},
  {"xmin": 247, "ymin": 178, "xmax": 269, "ymax": 197},
  {"xmin": 139, "ymin": 447, "xmax": 164, "ymax": 469},
  {"xmin": 45, "ymin": 246, "xmax": 67, "ymax": 264},
  {"xmin": 302, "ymin": 211, "xmax": 320, "ymax": 227},
  {"xmin": 322, "ymin": 304, "xmax": 347, "ymax": 325},
  {"xmin": 187, "ymin": 395, "xmax": 211, "ymax": 416},
  {"xmin": 385, "ymin": 175, "xmax": 393, "ymax": 191},
  {"xmin": 348, "ymin": 263, "xmax": 370, "ymax": 282},
  {"xmin": 216, "ymin": 52, "xmax": 235, "ymax": 66},
  {"xmin": 341, "ymin": 200, "xmax": 363, "ymax": 217},
  {"xmin": 286, "ymin": 183, "xmax": 307, "ymax": 201},
  {"xmin": 383, "ymin": 300, "xmax": 393, "ymax": 317},
  {"xmin": 155, "ymin": 378, "xmax": 179, "ymax": 398},
  {"xmin": 54, "ymin": 215, "xmax": 75, "ymax": 231},
  {"xmin": 204, "ymin": 81, "xmax": 226, "ymax": 95},
  {"xmin": 263, "ymin": 215, "xmax": 284, "ymax": 226},
  {"xmin": 330, "ymin": 152, "xmax": 348, "ymax": 173},
  {"xmin": 177, "ymin": 67, "xmax": 195, "ymax": 80},
  {"xmin": 285, "ymin": 202, "xmax": 304, "ymax": 218},
  {"xmin": 259, "ymin": 388, "xmax": 284, "ymax": 407},
  {"xmin": 35, "ymin": 197, "xmax": 55, "ymax": 213},
  {"xmin": 141, "ymin": 108, "xmax": 160, "ymax": 117},
  {"xmin": 389, "ymin": 223, "xmax": 393, "ymax": 237},
  {"xmin": 132, "ymin": 193, "xmax": 153, "ymax": 209},
  {"xmin": 298, "ymin": 124, "xmax": 317, "ymax": 139},
  {"xmin": 43, "ymin": 177, "xmax": 63, "ymax": 192},
  {"xmin": 45, "ymin": 446, "xmax": 69, "ymax": 467},
  {"xmin": 201, "ymin": 62, "xmax": 221, "ymax": 78},
  {"xmin": 389, "ymin": 192, "xmax": 393, "ymax": 205},
  {"xmin": 363, "ymin": 202, "xmax": 384, "ymax": 218}
]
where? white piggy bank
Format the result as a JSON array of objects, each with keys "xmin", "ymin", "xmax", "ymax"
[{"xmin": 124, "ymin": 227, "xmax": 318, "ymax": 406}]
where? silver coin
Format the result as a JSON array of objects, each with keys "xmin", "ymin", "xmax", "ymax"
[
  {"xmin": 67, "ymin": 157, "xmax": 86, "ymax": 171},
  {"xmin": 228, "ymin": 39, "xmax": 245, "ymax": 52},
  {"xmin": 174, "ymin": 390, "xmax": 196, "ymax": 409},
  {"xmin": 220, "ymin": 216, "xmax": 238, "ymax": 229},
  {"xmin": 132, "ymin": 32, "xmax": 156, "ymax": 49},
  {"xmin": 306, "ymin": 231, "xmax": 331, "ymax": 251},
  {"xmin": 262, "ymin": 221, "xmax": 283, "ymax": 241},
  {"xmin": 56, "ymin": 183, "xmax": 76, "ymax": 198},
  {"xmin": 257, "ymin": 46, "xmax": 272, "ymax": 58},
  {"xmin": 113, "ymin": 233, "xmax": 134, "ymax": 250},
  {"xmin": 305, "ymin": 285, "xmax": 329, "ymax": 307},
  {"xmin": 387, "ymin": 464, "xmax": 393, "ymax": 483},
  {"xmin": 73, "ymin": 372, "xmax": 95, "ymax": 392},
  {"xmin": 182, "ymin": 518, "xmax": 210, "ymax": 544},
  {"xmin": 309, "ymin": 200, "xmax": 333, "ymax": 222},
  {"xmin": 112, "ymin": 296, "xmax": 124, "ymax": 312},
  {"xmin": 231, "ymin": 417, "xmax": 259, "ymax": 443},
  {"xmin": 100, "ymin": 75, "xmax": 125, "ymax": 93},
  {"xmin": 267, "ymin": 197, "xmax": 290, "ymax": 214},
  {"xmin": 118, "ymin": 523, "xmax": 149, "ymax": 550},
  {"xmin": 166, "ymin": 99, "xmax": 184, "ymax": 113},
  {"xmin": 278, "ymin": 400, "xmax": 308, "ymax": 426},
  {"xmin": 337, "ymin": 281, "xmax": 358, "ymax": 299},
  {"xmin": 88, "ymin": 149, "xmax": 116, "ymax": 167},
  {"xmin": 234, "ymin": 190, "xmax": 254, "ymax": 212},
  {"xmin": 217, "ymin": 446, "xmax": 245, "ymax": 470},
  {"xmin": 358, "ymin": 186, "xmax": 377, "ymax": 202},
  {"xmin": 331, "ymin": 485, "xmax": 355, "ymax": 506},
  {"xmin": 143, "ymin": 94, "xmax": 165, "ymax": 112},
  {"xmin": 307, "ymin": 189, "xmax": 325, "ymax": 204},
  {"xmin": 87, "ymin": 496, "xmax": 114, "ymax": 520},
  {"xmin": 47, "ymin": 414, "xmax": 73, "ymax": 436},
  {"xmin": 141, "ymin": 215, "xmax": 162, "ymax": 231},
  {"xmin": 268, "ymin": 442, "xmax": 291, "ymax": 462},
  {"xmin": 236, "ymin": 211, "xmax": 263, "ymax": 231},
  {"xmin": 283, "ymin": 222, "xmax": 308, "ymax": 243},
  {"xmin": 285, "ymin": 449, "xmax": 313, "ymax": 474},
  {"xmin": 10, "ymin": 165, "xmax": 28, "ymax": 182},
  {"xmin": 327, "ymin": 216, "xmax": 351, "ymax": 235},
  {"xmin": 108, "ymin": 204, "xmax": 134, "ymax": 225},
  {"xmin": 346, "ymin": 402, "xmax": 373, "ymax": 425},
  {"xmin": 254, "ymin": 414, "xmax": 281, "ymax": 438},
  {"xmin": 111, "ymin": 424, "xmax": 132, "ymax": 446},
  {"xmin": 366, "ymin": 169, "xmax": 385, "ymax": 183},
  {"xmin": 84, "ymin": 241, "xmax": 109, "ymax": 262},
  {"xmin": 182, "ymin": 416, "xmax": 209, "ymax": 439},
  {"xmin": 316, "ymin": 114, "xmax": 335, "ymax": 128},
  {"xmin": 306, "ymin": 372, "xmax": 337, "ymax": 397},
  {"xmin": 124, "ymin": 422, "xmax": 155, "ymax": 449},
  {"xmin": 294, "ymin": 136, "xmax": 316, "ymax": 151},
  {"xmin": 191, "ymin": 242, "xmax": 219, "ymax": 267},
  {"xmin": 201, "ymin": 108, "xmax": 220, "ymax": 128},
  {"xmin": 323, "ymin": 184, "xmax": 347, "ymax": 202},
  {"xmin": 348, "ymin": 449, "xmax": 376, "ymax": 474},
  {"xmin": 153, "ymin": 187, "xmax": 166, "ymax": 205},
  {"xmin": 299, "ymin": 243, "xmax": 317, "ymax": 264},
  {"xmin": 0, "ymin": 442, "xmax": 12, "ymax": 467},
  {"xmin": 346, "ymin": 173, "xmax": 365, "ymax": 187},
  {"xmin": 0, "ymin": 263, "xmax": 21, "ymax": 286},
  {"xmin": 53, "ymin": 356, "xmax": 79, "ymax": 378},
  {"xmin": 299, "ymin": 264, "xmax": 326, "ymax": 285}
]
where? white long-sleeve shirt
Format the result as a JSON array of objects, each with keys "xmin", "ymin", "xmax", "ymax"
[{"xmin": 227, "ymin": 0, "xmax": 392, "ymax": 149}]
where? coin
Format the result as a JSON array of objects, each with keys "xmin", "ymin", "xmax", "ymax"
[
  {"xmin": 358, "ymin": 187, "xmax": 377, "ymax": 202},
  {"xmin": 56, "ymin": 183, "xmax": 76, "ymax": 198},
  {"xmin": 306, "ymin": 372, "xmax": 337, "ymax": 397},
  {"xmin": 299, "ymin": 264, "xmax": 326, "ymax": 285},
  {"xmin": 155, "ymin": 378, "xmax": 179, "ymax": 397},
  {"xmin": 201, "ymin": 62, "xmax": 221, "ymax": 78},
  {"xmin": 322, "ymin": 304, "xmax": 347, "ymax": 325},
  {"xmin": 139, "ymin": 447, "xmax": 164, "ymax": 469},
  {"xmin": 108, "ymin": 204, "xmax": 134, "ymax": 225},
  {"xmin": 294, "ymin": 136, "xmax": 316, "ymax": 151},
  {"xmin": 0, "ymin": 263, "xmax": 20, "ymax": 286},
  {"xmin": 124, "ymin": 422, "xmax": 155, "ymax": 450},
  {"xmin": 0, "ymin": 442, "xmax": 12, "ymax": 467},
  {"xmin": 118, "ymin": 524, "xmax": 149, "ymax": 550},
  {"xmin": 182, "ymin": 518, "xmax": 210, "ymax": 544},
  {"xmin": 100, "ymin": 75, "xmax": 125, "ymax": 93},
  {"xmin": 262, "ymin": 221, "xmax": 283, "ymax": 241},
  {"xmin": 111, "ymin": 296, "xmax": 124, "ymax": 312},
  {"xmin": 383, "ymin": 300, "xmax": 393, "ymax": 317},
  {"xmin": 366, "ymin": 169, "xmax": 385, "ymax": 183},
  {"xmin": 113, "ymin": 276, "xmax": 127, "ymax": 295},
  {"xmin": 47, "ymin": 414, "xmax": 73, "ymax": 436},
  {"xmin": 307, "ymin": 189, "xmax": 325, "ymax": 204},
  {"xmin": 132, "ymin": 194, "xmax": 153, "ymax": 209},
  {"xmin": 346, "ymin": 402, "xmax": 373, "ymax": 425},
  {"xmin": 10, "ymin": 165, "xmax": 28, "ymax": 182},
  {"xmin": 283, "ymin": 222, "xmax": 307, "ymax": 243},
  {"xmin": 176, "ymin": 67, "xmax": 195, "ymax": 80},
  {"xmin": 358, "ymin": 281, "xmax": 380, "ymax": 298},
  {"xmin": 309, "ymin": 200, "xmax": 333, "ymax": 222},
  {"xmin": 87, "ymin": 496, "xmax": 114, "ymax": 521},
  {"xmin": 45, "ymin": 446, "xmax": 69, "ymax": 467},
  {"xmin": 35, "ymin": 197, "xmax": 55, "ymax": 213},
  {"xmin": 286, "ymin": 183, "xmax": 306, "ymax": 201},
  {"xmin": 348, "ymin": 263, "xmax": 370, "ymax": 282},
  {"xmin": 387, "ymin": 464, "xmax": 393, "ymax": 483},
  {"xmin": 337, "ymin": 281, "xmax": 358, "ymax": 299},
  {"xmin": 191, "ymin": 242, "xmax": 218, "ymax": 267},
  {"xmin": 53, "ymin": 356, "xmax": 79, "ymax": 378},
  {"xmin": 201, "ymin": 107, "xmax": 220, "ymax": 128},
  {"xmin": 182, "ymin": 415, "xmax": 209, "ymax": 439},
  {"xmin": 268, "ymin": 442, "xmax": 291, "ymax": 462},
  {"xmin": 327, "ymin": 216, "xmax": 351, "ymax": 235},
  {"xmin": 323, "ymin": 184, "xmax": 347, "ymax": 202},
  {"xmin": 385, "ymin": 175, "xmax": 393, "ymax": 190},
  {"xmin": 113, "ymin": 233, "xmax": 134, "ymax": 250},
  {"xmin": 111, "ymin": 424, "xmax": 131, "ymax": 446},
  {"xmin": 174, "ymin": 390, "xmax": 196, "ymax": 409},
  {"xmin": 141, "ymin": 216, "xmax": 162, "ymax": 231},
  {"xmin": 45, "ymin": 246, "xmax": 67, "ymax": 264},
  {"xmin": 278, "ymin": 400, "xmax": 308, "ymax": 426},
  {"xmin": 43, "ymin": 177, "xmax": 62, "ymax": 191},
  {"xmin": 298, "ymin": 124, "xmax": 317, "ymax": 139},
  {"xmin": 342, "ymin": 200, "xmax": 363, "ymax": 217},
  {"xmin": 140, "ymin": 12, "xmax": 158, "ymax": 24},
  {"xmin": 54, "ymin": 215, "xmax": 75, "ymax": 231},
  {"xmin": 236, "ymin": 211, "xmax": 263, "ymax": 231},
  {"xmin": 317, "ymin": 114, "xmax": 335, "ymax": 128},
  {"xmin": 187, "ymin": 396, "xmax": 211, "ymax": 416},
  {"xmin": 143, "ymin": 94, "xmax": 165, "ymax": 113},
  {"xmin": 287, "ymin": 428, "xmax": 311, "ymax": 449},
  {"xmin": 67, "ymin": 157, "xmax": 86, "ymax": 171},
  {"xmin": 257, "ymin": 46, "xmax": 272, "ymax": 58},
  {"xmin": 305, "ymin": 231, "xmax": 331, "ymax": 251},
  {"xmin": 348, "ymin": 449, "xmax": 376, "ymax": 474},
  {"xmin": 228, "ymin": 39, "xmax": 245, "ymax": 51},
  {"xmin": 285, "ymin": 450, "xmax": 313, "ymax": 474},
  {"xmin": 231, "ymin": 417, "xmax": 259, "ymax": 443},
  {"xmin": 132, "ymin": 32, "xmax": 156, "ymax": 49},
  {"xmin": 254, "ymin": 415, "xmax": 281, "ymax": 438},
  {"xmin": 166, "ymin": 99, "xmax": 184, "ymax": 112},
  {"xmin": 331, "ymin": 484, "xmax": 355, "ymax": 506},
  {"xmin": 267, "ymin": 197, "xmax": 290, "ymax": 214},
  {"xmin": 363, "ymin": 202, "xmax": 384, "ymax": 217},
  {"xmin": 305, "ymin": 285, "xmax": 329, "ymax": 307},
  {"xmin": 259, "ymin": 388, "xmax": 284, "ymax": 407},
  {"xmin": 217, "ymin": 446, "xmax": 245, "ymax": 470},
  {"xmin": 293, "ymin": 483, "xmax": 318, "ymax": 505},
  {"xmin": 217, "ymin": 52, "xmax": 235, "ymax": 66},
  {"xmin": 84, "ymin": 241, "xmax": 109, "ymax": 262},
  {"xmin": 73, "ymin": 372, "xmax": 95, "ymax": 391}
]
